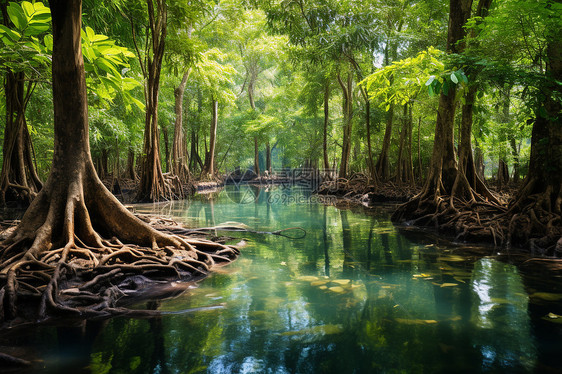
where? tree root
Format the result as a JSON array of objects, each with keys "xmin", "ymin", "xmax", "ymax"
[
  {"xmin": 0, "ymin": 214, "xmax": 239, "ymax": 326},
  {"xmin": 393, "ymin": 184, "xmax": 562, "ymax": 256}
]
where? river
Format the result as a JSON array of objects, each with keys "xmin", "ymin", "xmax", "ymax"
[{"xmin": 2, "ymin": 185, "xmax": 561, "ymax": 373}]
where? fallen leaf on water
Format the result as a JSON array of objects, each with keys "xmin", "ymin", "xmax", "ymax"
[
  {"xmin": 542, "ymin": 313, "xmax": 562, "ymax": 324},
  {"xmin": 440, "ymin": 283, "xmax": 458, "ymax": 288},
  {"xmin": 328, "ymin": 286, "xmax": 346, "ymax": 294},
  {"xmin": 530, "ymin": 292, "xmax": 562, "ymax": 301},
  {"xmin": 297, "ymin": 276, "xmax": 319, "ymax": 282},
  {"xmin": 395, "ymin": 318, "xmax": 438, "ymax": 325},
  {"xmin": 311, "ymin": 280, "xmax": 329, "ymax": 286},
  {"xmin": 438, "ymin": 255, "xmax": 466, "ymax": 262}
]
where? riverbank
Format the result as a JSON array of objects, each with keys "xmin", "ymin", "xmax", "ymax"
[{"xmin": 315, "ymin": 177, "xmax": 562, "ymax": 267}]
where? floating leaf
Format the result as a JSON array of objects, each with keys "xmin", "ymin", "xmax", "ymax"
[
  {"xmin": 311, "ymin": 280, "xmax": 329, "ymax": 286},
  {"xmin": 395, "ymin": 318, "xmax": 438, "ymax": 325},
  {"xmin": 328, "ymin": 286, "xmax": 345, "ymax": 293},
  {"xmin": 542, "ymin": 313, "xmax": 562, "ymax": 324},
  {"xmin": 440, "ymin": 283, "xmax": 458, "ymax": 288},
  {"xmin": 438, "ymin": 255, "xmax": 466, "ymax": 262},
  {"xmin": 530, "ymin": 292, "xmax": 562, "ymax": 301},
  {"xmin": 297, "ymin": 276, "xmax": 319, "ymax": 282},
  {"xmin": 413, "ymin": 273, "xmax": 432, "ymax": 278}
]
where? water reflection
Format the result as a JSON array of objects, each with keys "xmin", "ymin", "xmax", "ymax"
[
  {"xmin": 470, "ymin": 259, "xmax": 535, "ymax": 371},
  {"xmin": 3, "ymin": 186, "xmax": 560, "ymax": 373}
]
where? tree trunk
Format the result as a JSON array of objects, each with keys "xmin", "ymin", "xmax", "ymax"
[
  {"xmin": 127, "ymin": 147, "xmax": 137, "ymax": 180},
  {"xmin": 474, "ymin": 140, "xmax": 485, "ymax": 179},
  {"xmin": 190, "ymin": 129, "xmax": 203, "ymax": 172},
  {"xmin": 395, "ymin": 103, "xmax": 414, "ymax": 186},
  {"xmin": 510, "ymin": 136, "xmax": 520, "ymax": 183},
  {"xmin": 416, "ymin": 117, "xmax": 423, "ymax": 181},
  {"xmin": 265, "ymin": 141, "xmax": 271, "ymax": 174},
  {"xmin": 136, "ymin": 0, "xmax": 174, "ymax": 201},
  {"xmin": 393, "ymin": 0, "xmax": 475, "ymax": 222},
  {"xmin": 172, "ymin": 70, "xmax": 190, "ymax": 180},
  {"xmin": 509, "ymin": 22, "xmax": 562, "ymax": 252},
  {"xmin": 0, "ymin": 0, "xmax": 238, "ymax": 323},
  {"xmin": 376, "ymin": 105, "xmax": 393, "ymax": 181},
  {"xmin": 253, "ymin": 136, "xmax": 260, "ymax": 175},
  {"xmin": 162, "ymin": 124, "xmax": 170, "ymax": 174},
  {"xmin": 0, "ymin": 71, "xmax": 42, "ymax": 206},
  {"xmin": 101, "ymin": 148, "xmax": 109, "ymax": 178},
  {"xmin": 456, "ymin": 85, "xmax": 498, "ymax": 202},
  {"xmin": 323, "ymin": 81, "xmax": 330, "ymax": 170},
  {"xmin": 202, "ymin": 99, "xmax": 218, "ymax": 178},
  {"xmin": 357, "ymin": 83, "xmax": 377, "ymax": 182},
  {"xmin": 337, "ymin": 71, "xmax": 353, "ymax": 179}
]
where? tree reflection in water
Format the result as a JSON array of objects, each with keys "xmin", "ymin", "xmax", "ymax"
[{"xmin": 4, "ymin": 186, "xmax": 555, "ymax": 373}]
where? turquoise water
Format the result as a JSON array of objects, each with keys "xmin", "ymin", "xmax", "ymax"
[{"xmin": 3, "ymin": 186, "xmax": 562, "ymax": 373}]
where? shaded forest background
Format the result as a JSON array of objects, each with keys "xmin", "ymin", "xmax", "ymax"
[{"xmin": 2, "ymin": 0, "xmax": 553, "ymax": 193}]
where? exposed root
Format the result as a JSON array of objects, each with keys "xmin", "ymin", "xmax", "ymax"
[
  {"xmin": 0, "ymin": 213, "xmax": 239, "ymax": 326},
  {"xmin": 318, "ymin": 174, "xmax": 420, "ymax": 204},
  {"xmin": 393, "ymin": 179, "xmax": 562, "ymax": 256}
]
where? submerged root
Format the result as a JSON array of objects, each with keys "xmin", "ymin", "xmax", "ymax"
[
  {"xmin": 393, "ymin": 181, "xmax": 562, "ymax": 255},
  {"xmin": 0, "ymin": 212, "xmax": 239, "ymax": 326}
]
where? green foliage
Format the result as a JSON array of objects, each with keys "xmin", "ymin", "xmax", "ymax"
[
  {"xmin": 194, "ymin": 48, "xmax": 237, "ymax": 105},
  {"xmin": 0, "ymin": 1, "xmax": 51, "ymax": 75},
  {"xmin": 362, "ymin": 47, "xmax": 445, "ymax": 108}
]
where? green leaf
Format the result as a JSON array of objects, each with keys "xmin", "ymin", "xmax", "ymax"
[
  {"xmin": 428, "ymin": 84, "xmax": 434, "ymax": 96},
  {"xmin": 7, "ymin": 3, "xmax": 26, "ymax": 31},
  {"xmin": 425, "ymin": 75, "xmax": 435, "ymax": 86},
  {"xmin": 95, "ymin": 58, "xmax": 120, "ymax": 76},
  {"xmin": 0, "ymin": 24, "xmax": 22, "ymax": 41},
  {"xmin": 91, "ymin": 34, "xmax": 109, "ymax": 43},
  {"xmin": 85, "ymin": 26, "xmax": 95, "ymax": 42},
  {"xmin": 44, "ymin": 34, "xmax": 53, "ymax": 51},
  {"xmin": 450, "ymin": 72, "xmax": 458, "ymax": 84},
  {"xmin": 25, "ymin": 23, "xmax": 50, "ymax": 36},
  {"xmin": 21, "ymin": 2, "xmax": 35, "ymax": 20}
]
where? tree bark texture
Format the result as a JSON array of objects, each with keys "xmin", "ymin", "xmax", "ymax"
[
  {"xmin": 172, "ymin": 70, "xmax": 190, "ymax": 180},
  {"xmin": 137, "ymin": 0, "xmax": 173, "ymax": 201},
  {"xmin": 0, "ymin": 0, "xmax": 238, "ymax": 323},
  {"xmin": 0, "ymin": 71, "xmax": 42, "ymax": 206},
  {"xmin": 337, "ymin": 72, "xmax": 353, "ymax": 179}
]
